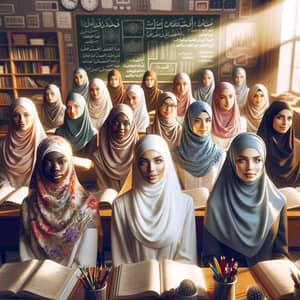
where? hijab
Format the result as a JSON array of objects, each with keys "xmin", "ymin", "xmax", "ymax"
[
  {"xmin": 21, "ymin": 135, "xmax": 99, "ymax": 265},
  {"xmin": 173, "ymin": 101, "xmax": 223, "ymax": 177},
  {"xmin": 55, "ymin": 92, "xmax": 96, "ymax": 152},
  {"xmin": 107, "ymin": 69, "xmax": 125, "ymax": 106},
  {"xmin": 40, "ymin": 84, "xmax": 65, "ymax": 131},
  {"xmin": 125, "ymin": 134, "xmax": 186, "ymax": 248},
  {"xmin": 212, "ymin": 82, "xmax": 242, "ymax": 138},
  {"xmin": 194, "ymin": 69, "xmax": 215, "ymax": 105},
  {"xmin": 232, "ymin": 67, "xmax": 249, "ymax": 106},
  {"xmin": 204, "ymin": 132, "xmax": 285, "ymax": 257},
  {"xmin": 242, "ymin": 83, "xmax": 269, "ymax": 132},
  {"xmin": 87, "ymin": 78, "xmax": 113, "ymax": 130},
  {"xmin": 72, "ymin": 67, "xmax": 89, "ymax": 99},
  {"xmin": 257, "ymin": 100, "xmax": 300, "ymax": 188},
  {"xmin": 1, "ymin": 97, "xmax": 46, "ymax": 188}
]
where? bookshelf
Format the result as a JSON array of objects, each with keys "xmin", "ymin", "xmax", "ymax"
[{"xmin": 0, "ymin": 30, "xmax": 66, "ymax": 131}]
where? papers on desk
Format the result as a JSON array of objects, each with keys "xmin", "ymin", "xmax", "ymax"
[
  {"xmin": 0, "ymin": 186, "xmax": 29, "ymax": 209},
  {"xmin": 279, "ymin": 187, "xmax": 300, "ymax": 210}
]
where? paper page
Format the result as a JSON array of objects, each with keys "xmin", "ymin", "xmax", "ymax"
[
  {"xmin": 2, "ymin": 186, "xmax": 29, "ymax": 207},
  {"xmin": 99, "ymin": 188, "xmax": 118, "ymax": 208},
  {"xmin": 0, "ymin": 185, "xmax": 15, "ymax": 204},
  {"xmin": 279, "ymin": 187, "xmax": 300, "ymax": 210},
  {"xmin": 183, "ymin": 188, "xmax": 208, "ymax": 209}
]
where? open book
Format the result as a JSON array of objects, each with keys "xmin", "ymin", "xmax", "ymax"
[
  {"xmin": 0, "ymin": 186, "xmax": 28, "ymax": 209},
  {"xmin": 111, "ymin": 259, "xmax": 208, "ymax": 299},
  {"xmin": 279, "ymin": 187, "xmax": 300, "ymax": 210},
  {"xmin": 251, "ymin": 259, "xmax": 299, "ymax": 300},
  {"xmin": 0, "ymin": 259, "xmax": 80, "ymax": 299},
  {"xmin": 98, "ymin": 188, "xmax": 119, "ymax": 209}
]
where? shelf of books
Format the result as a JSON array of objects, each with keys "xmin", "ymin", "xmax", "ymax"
[{"xmin": 0, "ymin": 30, "xmax": 66, "ymax": 131}]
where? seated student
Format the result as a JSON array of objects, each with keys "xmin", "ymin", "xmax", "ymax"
[
  {"xmin": 111, "ymin": 134, "xmax": 197, "ymax": 267},
  {"xmin": 71, "ymin": 67, "xmax": 89, "ymax": 99},
  {"xmin": 242, "ymin": 83, "xmax": 269, "ymax": 133},
  {"xmin": 173, "ymin": 101, "xmax": 225, "ymax": 193},
  {"xmin": 146, "ymin": 92, "xmax": 182, "ymax": 149},
  {"xmin": 193, "ymin": 69, "xmax": 215, "ymax": 105},
  {"xmin": 124, "ymin": 84, "xmax": 149, "ymax": 133},
  {"xmin": 55, "ymin": 92, "xmax": 97, "ymax": 154},
  {"xmin": 232, "ymin": 66, "xmax": 249, "ymax": 109},
  {"xmin": 211, "ymin": 82, "xmax": 247, "ymax": 151},
  {"xmin": 87, "ymin": 78, "xmax": 112, "ymax": 131},
  {"xmin": 141, "ymin": 70, "xmax": 162, "ymax": 113},
  {"xmin": 20, "ymin": 135, "xmax": 101, "ymax": 267},
  {"xmin": 0, "ymin": 97, "xmax": 46, "ymax": 191},
  {"xmin": 202, "ymin": 132, "xmax": 288, "ymax": 267},
  {"xmin": 257, "ymin": 100, "xmax": 300, "ymax": 188},
  {"xmin": 107, "ymin": 69, "xmax": 125, "ymax": 106},
  {"xmin": 91, "ymin": 103, "xmax": 138, "ymax": 194},
  {"xmin": 39, "ymin": 84, "xmax": 65, "ymax": 132}
]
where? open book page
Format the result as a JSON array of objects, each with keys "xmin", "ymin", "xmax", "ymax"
[
  {"xmin": 0, "ymin": 186, "xmax": 29, "ymax": 209},
  {"xmin": 183, "ymin": 188, "xmax": 209, "ymax": 209},
  {"xmin": 0, "ymin": 259, "xmax": 40, "ymax": 296},
  {"xmin": 160, "ymin": 259, "xmax": 208, "ymax": 298},
  {"xmin": 279, "ymin": 187, "xmax": 300, "ymax": 210},
  {"xmin": 115, "ymin": 259, "xmax": 160, "ymax": 298},
  {"xmin": 0, "ymin": 185, "xmax": 15, "ymax": 204},
  {"xmin": 98, "ymin": 188, "xmax": 118, "ymax": 209}
]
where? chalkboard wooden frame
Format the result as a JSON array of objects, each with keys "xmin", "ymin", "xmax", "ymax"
[{"xmin": 75, "ymin": 13, "xmax": 220, "ymax": 83}]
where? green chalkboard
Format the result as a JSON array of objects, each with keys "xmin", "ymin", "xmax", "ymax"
[{"xmin": 76, "ymin": 14, "xmax": 220, "ymax": 82}]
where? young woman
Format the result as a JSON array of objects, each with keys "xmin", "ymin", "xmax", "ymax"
[
  {"xmin": 242, "ymin": 83, "xmax": 269, "ymax": 133},
  {"xmin": 257, "ymin": 100, "xmax": 300, "ymax": 188},
  {"xmin": 111, "ymin": 134, "xmax": 197, "ymax": 267},
  {"xmin": 107, "ymin": 69, "xmax": 125, "ymax": 106},
  {"xmin": 0, "ymin": 97, "xmax": 46, "ymax": 190},
  {"xmin": 87, "ymin": 78, "xmax": 112, "ymax": 130},
  {"xmin": 232, "ymin": 67, "xmax": 249, "ymax": 108},
  {"xmin": 193, "ymin": 69, "xmax": 215, "ymax": 105},
  {"xmin": 71, "ymin": 67, "xmax": 89, "ymax": 99},
  {"xmin": 146, "ymin": 91, "xmax": 182, "ymax": 149},
  {"xmin": 20, "ymin": 135, "xmax": 101, "ymax": 266},
  {"xmin": 202, "ymin": 132, "xmax": 288, "ymax": 267},
  {"xmin": 211, "ymin": 82, "xmax": 247, "ymax": 150}
]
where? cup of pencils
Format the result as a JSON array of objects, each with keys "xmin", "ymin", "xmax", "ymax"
[
  {"xmin": 209, "ymin": 256, "xmax": 238, "ymax": 300},
  {"xmin": 79, "ymin": 265, "xmax": 111, "ymax": 300}
]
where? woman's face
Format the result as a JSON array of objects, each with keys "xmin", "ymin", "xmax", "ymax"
[
  {"xmin": 109, "ymin": 75, "xmax": 119, "ymax": 88},
  {"xmin": 192, "ymin": 112, "xmax": 211, "ymax": 137},
  {"xmin": 144, "ymin": 75, "xmax": 155, "ymax": 88},
  {"xmin": 235, "ymin": 147, "xmax": 264, "ymax": 182},
  {"xmin": 138, "ymin": 150, "xmax": 166, "ymax": 184},
  {"xmin": 250, "ymin": 90, "xmax": 265, "ymax": 108},
  {"xmin": 126, "ymin": 91, "xmax": 138, "ymax": 110},
  {"xmin": 202, "ymin": 73, "xmax": 213, "ymax": 87},
  {"xmin": 74, "ymin": 72, "xmax": 85, "ymax": 86},
  {"xmin": 111, "ymin": 113, "xmax": 131, "ymax": 141},
  {"xmin": 272, "ymin": 109, "xmax": 293, "ymax": 134},
  {"xmin": 175, "ymin": 78, "xmax": 189, "ymax": 96},
  {"xmin": 12, "ymin": 106, "xmax": 33, "ymax": 131},
  {"xmin": 158, "ymin": 97, "xmax": 177, "ymax": 119},
  {"xmin": 42, "ymin": 151, "xmax": 69, "ymax": 184},
  {"xmin": 218, "ymin": 89, "xmax": 235, "ymax": 111},
  {"xmin": 89, "ymin": 83, "xmax": 101, "ymax": 99},
  {"xmin": 45, "ymin": 89, "xmax": 57, "ymax": 103},
  {"xmin": 234, "ymin": 72, "xmax": 245, "ymax": 86},
  {"xmin": 66, "ymin": 100, "xmax": 82, "ymax": 120}
]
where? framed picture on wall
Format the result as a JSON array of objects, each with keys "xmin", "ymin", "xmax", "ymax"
[
  {"xmin": 26, "ymin": 15, "xmax": 40, "ymax": 28},
  {"xmin": 195, "ymin": 1, "xmax": 208, "ymax": 11},
  {"xmin": 224, "ymin": 0, "xmax": 236, "ymax": 10},
  {"xmin": 209, "ymin": 0, "xmax": 222, "ymax": 10}
]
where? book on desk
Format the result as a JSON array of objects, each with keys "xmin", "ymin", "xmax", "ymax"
[{"xmin": 0, "ymin": 186, "xmax": 28, "ymax": 209}]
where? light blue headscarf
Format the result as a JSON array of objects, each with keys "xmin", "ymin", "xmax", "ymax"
[
  {"xmin": 194, "ymin": 69, "xmax": 215, "ymax": 105},
  {"xmin": 173, "ymin": 101, "xmax": 223, "ymax": 177}
]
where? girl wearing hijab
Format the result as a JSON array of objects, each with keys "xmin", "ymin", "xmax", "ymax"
[
  {"xmin": 173, "ymin": 72, "xmax": 196, "ymax": 124},
  {"xmin": 257, "ymin": 100, "xmax": 300, "ymax": 188},
  {"xmin": 202, "ymin": 132, "xmax": 288, "ymax": 267},
  {"xmin": 146, "ymin": 92, "xmax": 182, "ymax": 149},
  {"xmin": 87, "ymin": 78, "xmax": 113, "ymax": 131},
  {"xmin": 211, "ymin": 82, "xmax": 247, "ymax": 151},
  {"xmin": 124, "ymin": 84, "xmax": 149, "ymax": 133},
  {"xmin": 0, "ymin": 97, "xmax": 46, "ymax": 191},
  {"xmin": 55, "ymin": 92, "xmax": 97, "ymax": 154},
  {"xmin": 242, "ymin": 83, "xmax": 269, "ymax": 133},
  {"xmin": 173, "ymin": 101, "xmax": 225, "ymax": 192},
  {"xmin": 141, "ymin": 70, "xmax": 162, "ymax": 112},
  {"xmin": 107, "ymin": 69, "xmax": 125, "ymax": 106},
  {"xmin": 72, "ymin": 67, "xmax": 89, "ymax": 99},
  {"xmin": 193, "ymin": 69, "xmax": 215, "ymax": 105},
  {"xmin": 111, "ymin": 134, "xmax": 197, "ymax": 267},
  {"xmin": 40, "ymin": 84, "xmax": 65, "ymax": 132},
  {"xmin": 232, "ymin": 66, "xmax": 249, "ymax": 108},
  {"xmin": 91, "ymin": 103, "xmax": 138, "ymax": 194},
  {"xmin": 20, "ymin": 135, "xmax": 101, "ymax": 267}
]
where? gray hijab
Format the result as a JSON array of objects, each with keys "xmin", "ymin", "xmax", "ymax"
[{"xmin": 204, "ymin": 132, "xmax": 285, "ymax": 257}]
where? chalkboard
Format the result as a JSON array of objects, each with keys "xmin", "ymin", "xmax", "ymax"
[{"xmin": 76, "ymin": 14, "xmax": 220, "ymax": 82}]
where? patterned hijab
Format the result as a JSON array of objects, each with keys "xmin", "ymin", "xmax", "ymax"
[
  {"xmin": 173, "ymin": 72, "xmax": 195, "ymax": 117},
  {"xmin": 72, "ymin": 67, "xmax": 89, "ymax": 99},
  {"xmin": 40, "ymin": 84, "xmax": 65, "ymax": 131},
  {"xmin": 21, "ymin": 135, "xmax": 99, "ymax": 265},
  {"xmin": 212, "ymin": 82, "xmax": 242, "ymax": 138},
  {"xmin": 194, "ymin": 69, "xmax": 215, "ymax": 105},
  {"xmin": 142, "ymin": 70, "xmax": 162, "ymax": 112},
  {"xmin": 125, "ymin": 134, "xmax": 186, "ymax": 248},
  {"xmin": 205, "ymin": 132, "xmax": 285, "ymax": 257},
  {"xmin": 257, "ymin": 100, "xmax": 300, "ymax": 188},
  {"xmin": 55, "ymin": 92, "xmax": 96, "ymax": 152},
  {"xmin": 107, "ymin": 69, "xmax": 125, "ymax": 106},
  {"xmin": 1, "ymin": 97, "xmax": 46, "ymax": 188},
  {"xmin": 232, "ymin": 67, "xmax": 249, "ymax": 106},
  {"xmin": 242, "ymin": 84, "xmax": 269, "ymax": 132},
  {"xmin": 87, "ymin": 78, "xmax": 113, "ymax": 130},
  {"xmin": 173, "ymin": 101, "xmax": 223, "ymax": 177},
  {"xmin": 148, "ymin": 92, "xmax": 182, "ymax": 149}
]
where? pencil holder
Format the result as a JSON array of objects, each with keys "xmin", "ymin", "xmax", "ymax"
[
  {"xmin": 213, "ymin": 276, "xmax": 237, "ymax": 300},
  {"xmin": 84, "ymin": 282, "xmax": 107, "ymax": 300}
]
